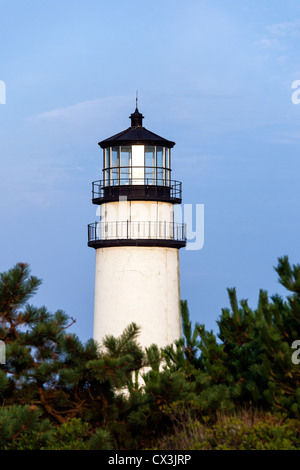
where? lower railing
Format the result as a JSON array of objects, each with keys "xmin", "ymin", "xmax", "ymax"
[{"xmin": 88, "ymin": 221, "xmax": 186, "ymax": 243}]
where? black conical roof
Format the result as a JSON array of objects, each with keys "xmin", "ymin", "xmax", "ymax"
[{"xmin": 98, "ymin": 108, "xmax": 175, "ymax": 149}]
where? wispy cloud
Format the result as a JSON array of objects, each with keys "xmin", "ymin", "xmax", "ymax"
[
  {"xmin": 256, "ymin": 37, "xmax": 287, "ymax": 51},
  {"xmin": 0, "ymin": 158, "xmax": 81, "ymax": 209},
  {"xmin": 266, "ymin": 19, "xmax": 300, "ymax": 37},
  {"xmin": 35, "ymin": 95, "xmax": 131, "ymax": 122},
  {"xmin": 256, "ymin": 18, "xmax": 300, "ymax": 58},
  {"xmin": 254, "ymin": 19, "xmax": 300, "ymax": 68}
]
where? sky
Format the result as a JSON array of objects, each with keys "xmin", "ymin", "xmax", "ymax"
[{"xmin": 0, "ymin": 0, "xmax": 300, "ymax": 343}]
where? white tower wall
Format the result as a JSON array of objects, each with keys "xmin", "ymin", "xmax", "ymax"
[
  {"xmin": 98, "ymin": 201, "xmax": 175, "ymax": 240},
  {"xmin": 93, "ymin": 245, "xmax": 181, "ymax": 350},
  {"xmin": 101, "ymin": 200, "xmax": 174, "ymax": 223}
]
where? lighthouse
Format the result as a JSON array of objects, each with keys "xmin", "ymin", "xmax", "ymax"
[{"xmin": 88, "ymin": 104, "xmax": 186, "ymax": 351}]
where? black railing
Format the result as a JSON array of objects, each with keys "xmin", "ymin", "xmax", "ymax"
[
  {"xmin": 88, "ymin": 221, "xmax": 187, "ymax": 243},
  {"xmin": 92, "ymin": 178, "xmax": 182, "ymax": 202}
]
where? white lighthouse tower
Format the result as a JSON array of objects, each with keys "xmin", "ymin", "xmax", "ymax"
[{"xmin": 88, "ymin": 104, "xmax": 186, "ymax": 351}]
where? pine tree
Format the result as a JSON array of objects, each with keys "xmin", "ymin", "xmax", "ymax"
[
  {"xmin": 0, "ymin": 262, "xmax": 148, "ymax": 448},
  {"xmin": 254, "ymin": 257, "xmax": 300, "ymax": 415},
  {"xmin": 179, "ymin": 257, "xmax": 300, "ymax": 416}
]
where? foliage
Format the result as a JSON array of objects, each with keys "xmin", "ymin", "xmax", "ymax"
[
  {"xmin": 0, "ymin": 257, "xmax": 300, "ymax": 449},
  {"xmin": 163, "ymin": 256, "xmax": 300, "ymax": 418},
  {"xmin": 0, "ymin": 405, "xmax": 53, "ymax": 450},
  {"xmin": 0, "ymin": 406, "xmax": 111, "ymax": 450},
  {"xmin": 155, "ymin": 407, "xmax": 300, "ymax": 450}
]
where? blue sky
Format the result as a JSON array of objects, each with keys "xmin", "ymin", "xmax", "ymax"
[{"xmin": 0, "ymin": 0, "xmax": 300, "ymax": 342}]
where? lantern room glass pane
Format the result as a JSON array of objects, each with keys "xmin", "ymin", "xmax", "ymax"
[
  {"xmin": 110, "ymin": 147, "xmax": 119, "ymax": 185},
  {"xmin": 120, "ymin": 146, "xmax": 131, "ymax": 166},
  {"xmin": 156, "ymin": 147, "xmax": 164, "ymax": 185},
  {"xmin": 111, "ymin": 147, "xmax": 118, "ymax": 167},
  {"xmin": 104, "ymin": 169, "xmax": 109, "ymax": 186},
  {"xmin": 145, "ymin": 146, "xmax": 155, "ymax": 184},
  {"xmin": 105, "ymin": 148, "xmax": 110, "ymax": 168},
  {"xmin": 145, "ymin": 146, "xmax": 155, "ymax": 166},
  {"xmin": 165, "ymin": 169, "xmax": 170, "ymax": 185},
  {"xmin": 111, "ymin": 168, "xmax": 118, "ymax": 186},
  {"xmin": 157, "ymin": 168, "xmax": 164, "ymax": 185},
  {"xmin": 165, "ymin": 148, "xmax": 170, "ymax": 169},
  {"xmin": 157, "ymin": 147, "xmax": 163, "ymax": 166},
  {"xmin": 120, "ymin": 146, "xmax": 131, "ymax": 184}
]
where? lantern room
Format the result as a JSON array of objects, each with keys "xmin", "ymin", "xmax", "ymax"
[
  {"xmin": 92, "ymin": 106, "xmax": 182, "ymax": 204},
  {"xmin": 102, "ymin": 144, "xmax": 171, "ymax": 187}
]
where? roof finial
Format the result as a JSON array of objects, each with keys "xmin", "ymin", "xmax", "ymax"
[{"xmin": 130, "ymin": 94, "xmax": 144, "ymax": 127}]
